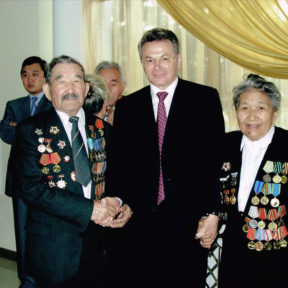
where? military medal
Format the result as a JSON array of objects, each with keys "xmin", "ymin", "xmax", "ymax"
[
  {"xmin": 49, "ymin": 126, "xmax": 60, "ymax": 135},
  {"xmin": 71, "ymin": 171, "xmax": 76, "ymax": 181},
  {"xmin": 252, "ymin": 180, "xmax": 263, "ymax": 205},
  {"xmin": 53, "ymin": 164, "xmax": 61, "ymax": 173},
  {"xmin": 41, "ymin": 167, "xmax": 49, "ymax": 174},
  {"xmin": 260, "ymin": 183, "xmax": 269, "ymax": 205},
  {"xmin": 264, "ymin": 242, "xmax": 272, "ymax": 250},
  {"xmin": 38, "ymin": 137, "xmax": 46, "ymax": 152},
  {"xmin": 282, "ymin": 162, "xmax": 288, "ymax": 184},
  {"xmin": 270, "ymin": 183, "xmax": 280, "ymax": 207},
  {"xmin": 263, "ymin": 160, "xmax": 273, "ymax": 183},
  {"xmin": 223, "ymin": 189, "xmax": 229, "ymax": 205},
  {"xmin": 257, "ymin": 208, "xmax": 267, "ymax": 229},
  {"xmin": 57, "ymin": 140, "xmax": 66, "ymax": 149},
  {"xmin": 63, "ymin": 155, "xmax": 71, "ymax": 162},
  {"xmin": 35, "ymin": 128, "xmax": 43, "ymax": 135},
  {"xmin": 57, "ymin": 175, "xmax": 66, "ymax": 189},
  {"xmin": 254, "ymin": 241, "xmax": 264, "ymax": 251},
  {"xmin": 281, "ymin": 175, "xmax": 288, "ymax": 184},
  {"xmin": 48, "ymin": 176, "xmax": 56, "ymax": 188},
  {"xmin": 229, "ymin": 188, "xmax": 236, "ymax": 205},
  {"xmin": 272, "ymin": 161, "xmax": 282, "ymax": 183}
]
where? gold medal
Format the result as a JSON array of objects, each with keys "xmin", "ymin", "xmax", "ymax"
[
  {"xmin": 251, "ymin": 196, "xmax": 260, "ymax": 205},
  {"xmin": 224, "ymin": 195, "xmax": 229, "ymax": 205},
  {"xmin": 273, "ymin": 174, "xmax": 282, "ymax": 183},
  {"xmin": 254, "ymin": 241, "xmax": 264, "ymax": 251},
  {"xmin": 257, "ymin": 220, "xmax": 266, "ymax": 229},
  {"xmin": 281, "ymin": 175, "xmax": 287, "ymax": 184},
  {"xmin": 229, "ymin": 195, "xmax": 236, "ymax": 205},
  {"xmin": 53, "ymin": 164, "xmax": 61, "ymax": 173},
  {"xmin": 243, "ymin": 223, "xmax": 249, "ymax": 233},
  {"xmin": 41, "ymin": 167, "xmax": 49, "ymax": 174},
  {"xmin": 268, "ymin": 221, "xmax": 277, "ymax": 232},
  {"xmin": 247, "ymin": 241, "xmax": 255, "ymax": 250},
  {"xmin": 273, "ymin": 241, "xmax": 280, "ymax": 250},
  {"xmin": 279, "ymin": 239, "xmax": 288, "ymax": 248},
  {"xmin": 260, "ymin": 196, "xmax": 269, "ymax": 205},
  {"xmin": 264, "ymin": 242, "xmax": 272, "ymax": 250}
]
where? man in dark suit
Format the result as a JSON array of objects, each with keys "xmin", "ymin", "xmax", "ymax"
[
  {"xmin": 106, "ymin": 28, "xmax": 225, "ymax": 288},
  {"xmin": 15, "ymin": 55, "xmax": 132, "ymax": 288},
  {"xmin": 0, "ymin": 56, "xmax": 51, "ymax": 288}
]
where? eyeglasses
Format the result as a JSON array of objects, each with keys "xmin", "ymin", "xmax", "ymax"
[{"xmin": 142, "ymin": 55, "xmax": 177, "ymax": 66}]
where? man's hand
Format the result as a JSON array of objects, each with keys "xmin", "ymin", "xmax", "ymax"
[
  {"xmin": 91, "ymin": 199, "xmax": 118, "ymax": 226},
  {"xmin": 195, "ymin": 214, "xmax": 219, "ymax": 249},
  {"xmin": 110, "ymin": 204, "xmax": 133, "ymax": 228},
  {"xmin": 9, "ymin": 121, "xmax": 17, "ymax": 126}
]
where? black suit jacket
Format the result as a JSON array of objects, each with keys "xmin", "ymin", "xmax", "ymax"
[
  {"xmin": 219, "ymin": 127, "xmax": 288, "ymax": 287},
  {"xmin": 106, "ymin": 78, "xmax": 225, "ymax": 288},
  {"xmin": 15, "ymin": 108, "xmax": 110, "ymax": 284},
  {"xmin": 0, "ymin": 95, "xmax": 52, "ymax": 197}
]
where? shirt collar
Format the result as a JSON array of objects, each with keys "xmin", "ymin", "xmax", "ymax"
[
  {"xmin": 29, "ymin": 92, "xmax": 44, "ymax": 104},
  {"xmin": 240, "ymin": 126, "xmax": 275, "ymax": 151},
  {"xmin": 56, "ymin": 108, "xmax": 86, "ymax": 127},
  {"xmin": 150, "ymin": 77, "xmax": 178, "ymax": 98}
]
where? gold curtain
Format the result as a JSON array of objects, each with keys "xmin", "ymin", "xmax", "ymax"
[{"xmin": 157, "ymin": 0, "xmax": 288, "ymax": 79}]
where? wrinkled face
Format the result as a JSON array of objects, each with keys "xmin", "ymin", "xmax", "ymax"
[
  {"xmin": 43, "ymin": 63, "xmax": 89, "ymax": 116},
  {"xmin": 21, "ymin": 63, "xmax": 45, "ymax": 96},
  {"xmin": 97, "ymin": 68, "xmax": 126, "ymax": 106},
  {"xmin": 141, "ymin": 39, "xmax": 181, "ymax": 90},
  {"xmin": 237, "ymin": 89, "xmax": 277, "ymax": 141}
]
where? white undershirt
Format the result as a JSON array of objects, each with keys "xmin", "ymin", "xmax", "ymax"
[
  {"xmin": 238, "ymin": 126, "xmax": 275, "ymax": 212},
  {"xmin": 150, "ymin": 77, "xmax": 178, "ymax": 120},
  {"xmin": 56, "ymin": 108, "xmax": 92, "ymax": 199}
]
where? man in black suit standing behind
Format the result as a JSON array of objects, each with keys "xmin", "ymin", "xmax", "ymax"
[
  {"xmin": 107, "ymin": 28, "xmax": 224, "ymax": 288},
  {"xmin": 15, "ymin": 55, "xmax": 132, "ymax": 288},
  {"xmin": 0, "ymin": 56, "xmax": 51, "ymax": 288}
]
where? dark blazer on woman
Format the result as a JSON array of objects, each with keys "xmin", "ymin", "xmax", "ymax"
[
  {"xmin": 106, "ymin": 78, "xmax": 225, "ymax": 288},
  {"xmin": 219, "ymin": 127, "xmax": 288, "ymax": 287}
]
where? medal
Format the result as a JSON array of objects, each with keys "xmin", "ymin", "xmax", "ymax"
[
  {"xmin": 263, "ymin": 160, "xmax": 274, "ymax": 183},
  {"xmin": 53, "ymin": 164, "xmax": 61, "ymax": 173},
  {"xmin": 281, "ymin": 175, "xmax": 287, "ymax": 184},
  {"xmin": 254, "ymin": 241, "xmax": 264, "ymax": 251},
  {"xmin": 251, "ymin": 196, "xmax": 260, "ymax": 205},
  {"xmin": 270, "ymin": 183, "xmax": 281, "ymax": 207},
  {"xmin": 271, "ymin": 198, "xmax": 280, "ymax": 207},
  {"xmin": 41, "ymin": 167, "xmax": 49, "ymax": 174},
  {"xmin": 247, "ymin": 241, "xmax": 255, "ymax": 250},
  {"xmin": 38, "ymin": 144, "xmax": 46, "ymax": 153},
  {"xmin": 268, "ymin": 222, "xmax": 277, "ymax": 231},
  {"xmin": 71, "ymin": 171, "xmax": 76, "ymax": 181},
  {"xmin": 273, "ymin": 241, "xmax": 280, "ymax": 250},
  {"xmin": 260, "ymin": 196, "xmax": 269, "ymax": 205},
  {"xmin": 264, "ymin": 242, "xmax": 272, "ymax": 250},
  {"xmin": 279, "ymin": 238, "xmax": 288, "ymax": 248},
  {"xmin": 57, "ymin": 175, "xmax": 66, "ymax": 189},
  {"xmin": 249, "ymin": 219, "xmax": 258, "ymax": 228},
  {"xmin": 273, "ymin": 162, "xmax": 282, "ymax": 183},
  {"xmin": 273, "ymin": 174, "xmax": 282, "ymax": 183},
  {"xmin": 57, "ymin": 140, "xmax": 66, "ymax": 149},
  {"xmin": 257, "ymin": 220, "xmax": 266, "ymax": 229},
  {"xmin": 243, "ymin": 223, "xmax": 249, "ymax": 233},
  {"xmin": 49, "ymin": 126, "xmax": 60, "ymax": 135},
  {"xmin": 35, "ymin": 128, "xmax": 43, "ymax": 135},
  {"xmin": 252, "ymin": 180, "xmax": 263, "ymax": 206}
]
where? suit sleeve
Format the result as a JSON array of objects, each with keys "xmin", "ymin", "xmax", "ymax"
[
  {"xmin": 0, "ymin": 102, "xmax": 16, "ymax": 144},
  {"xmin": 15, "ymin": 121, "xmax": 93, "ymax": 230}
]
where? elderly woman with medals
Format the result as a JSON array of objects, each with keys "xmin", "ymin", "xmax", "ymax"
[{"xmin": 218, "ymin": 74, "xmax": 288, "ymax": 287}]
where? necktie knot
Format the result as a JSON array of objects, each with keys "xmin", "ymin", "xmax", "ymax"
[
  {"xmin": 69, "ymin": 116, "xmax": 79, "ymax": 124},
  {"xmin": 157, "ymin": 91, "xmax": 168, "ymax": 102}
]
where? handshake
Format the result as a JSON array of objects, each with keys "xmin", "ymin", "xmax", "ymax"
[{"xmin": 91, "ymin": 197, "xmax": 132, "ymax": 228}]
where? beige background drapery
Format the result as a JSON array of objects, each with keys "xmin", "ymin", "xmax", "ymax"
[
  {"xmin": 157, "ymin": 0, "xmax": 288, "ymax": 79},
  {"xmin": 82, "ymin": 0, "xmax": 288, "ymax": 132}
]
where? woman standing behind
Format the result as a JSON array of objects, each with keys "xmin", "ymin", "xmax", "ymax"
[{"xmin": 219, "ymin": 74, "xmax": 288, "ymax": 287}]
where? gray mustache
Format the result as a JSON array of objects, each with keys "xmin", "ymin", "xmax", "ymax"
[{"xmin": 62, "ymin": 93, "xmax": 79, "ymax": 101}]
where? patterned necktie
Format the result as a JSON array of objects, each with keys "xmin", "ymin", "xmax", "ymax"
[
  {"xmin": 156, "ymin": 91, "xmax": 168, "ymax": 204},
  {"xmin": 30, "ymin": 97, "xmax": 37, "ymax": 116},
  {"xmin": 69, "ymin": 116, "xmax": 92, "ymax": 187}
]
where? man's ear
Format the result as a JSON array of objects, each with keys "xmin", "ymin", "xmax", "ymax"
[
  {"xmin": 84, "ymin": 82, "xmax": 90, "ymax": 99},
  {"xmin": 43, "ymin": 83, "xmax": 51, "ymax": 101}
]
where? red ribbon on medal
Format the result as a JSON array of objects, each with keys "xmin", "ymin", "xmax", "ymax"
[
  {"xmin": 50, "ymin": 152, "xmax": 61, "ymax": 164},
  {"xmin": 247, "ymin": 228, "xmax": 256, "ymax": 240},
  {"xmin": 40, "ymin": 154, "xmax": 51, "ymax": 166}
]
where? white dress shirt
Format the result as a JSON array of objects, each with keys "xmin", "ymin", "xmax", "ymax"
[
  {"xmin": 238, "ymin": 126, "xmax": 275, "ymax": 212},
  {"xmin": 150, "ymin": 77, "xmax": 178, "ymax": 120},
  {"xmin": 56, "ymin": 108, "xmax": 92, "ymax": 199}
]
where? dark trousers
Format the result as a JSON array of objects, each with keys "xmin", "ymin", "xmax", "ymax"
[{"xmin": 13, "ymin": 197, "xmax": 35, "ymax": 288}]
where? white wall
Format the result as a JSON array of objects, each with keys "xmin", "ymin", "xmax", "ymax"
[{"xmin": 0, "ymin": 0, "xmax": 53, "ymax": 251}]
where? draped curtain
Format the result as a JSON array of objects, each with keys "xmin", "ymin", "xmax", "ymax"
[{"xmin": 82, "ymin": 0, "xmax": 288, "ymax": 132}]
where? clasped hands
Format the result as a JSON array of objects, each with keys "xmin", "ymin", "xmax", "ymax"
[
  {"xmin": 91, "ymin": 197, "xmax": 132, "ymax": 228},
  {"xmin": 195, "ymin": 214, "xmax": 219, "ymax": 249}
]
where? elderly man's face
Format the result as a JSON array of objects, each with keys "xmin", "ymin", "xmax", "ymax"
[
  {"xmin": 141, "ymin": 39, "xmax": 181, "ymax": 90},
  {"xmin": 97, "ymin": 68, "xmax": 126, "ymax": 107},
  {"xmin": 44, "ymin": 63, "xmax": 89, "ymax": 116},
  {"xmin": 237, "ymin": 89, "xmax": 277, "ymax": 141}
]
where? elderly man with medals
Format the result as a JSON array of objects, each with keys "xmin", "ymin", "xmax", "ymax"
[{"xmin": 218, "ymin": 74, "xmax": 288, "ymax": 287}]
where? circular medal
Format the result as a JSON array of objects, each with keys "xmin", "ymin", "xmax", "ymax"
[
  {"xmin": 38, "ymin": 144, "xmax": 46, "ymax": 153},
  {"xmin": 91, "ymin": 131, "xmax": 97, "ymax": 139},
  {"xmin": 251, "ymin": 196, "xmax": 260, "ymax": 205},
  {"xmin": 257, "ymin": 220, "xmax": 266, "ymax": 229},
  {"xmin": 273, "ymin": 241, "xmax": 280, "ymax": 250},
  {"xmin": 38, "ymin": 137, "xmax": 45, "ymax": 143},
  {"xmin": 279, "ymin": 239, "xmax": 288, "ymax": 248},
  {"xmin": 249, "ymin": 219, "xmax": 258, "ymax": 229},
  {"xmin": 281, "ymin": 175, "xmax": 288, "ymax": 184},
  {"xmin": 247, "ymin": 241, "xmax": 255, "ymax": 250},
  {"xmin": 53, "ymin": 164, "xmax": 61, "ymax": 173},
  {"xmin": 268, "ymin": 221, "xmax": 277, "ymax": 232},
  {"xmin": 57, "ymin": 179, "xmax": 66, "ymax": 189},
  {"xmin": 255, "ymin": 241, "xmax": 264, "ymax": 251},
  {"xmin": 41, "ymin": 167, "xmax": 49, "ymax": 174},
  {"xmin": 263, "ymin": 174, "xmax": 271, "ymax": 183},
  {"xmin": 224, "ymin": 195, "xmax": 230, "ymax": 205},
  {"xmin": 243, "ymin": 223, "xmax": 249, "ymax": 233},
  {"xmin": 271, "ymin": 198, "xmax": 280, "ymax": 208},
  {"xmin": 273, "ymin": 174, "xmax": 282, "ymax": 183},
  {"xmin": 264, "ymin": 242, "xmax": 272, "ymax": 250},
  {"xmin": 229, "ymin": 195, "xmax": 236, "ymax": 205},
  {"xmin": 260, "ymin": 196, "xmax": 269, "ymax": 205}
]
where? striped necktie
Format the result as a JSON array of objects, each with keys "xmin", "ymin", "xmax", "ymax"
[
  {"xmin": 156, "ymin": 91, "xmax": 168, "ymax": 204},
  {"xmin": 69, "ymin": 116, "xmax": 92, "ymax": 187}
]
